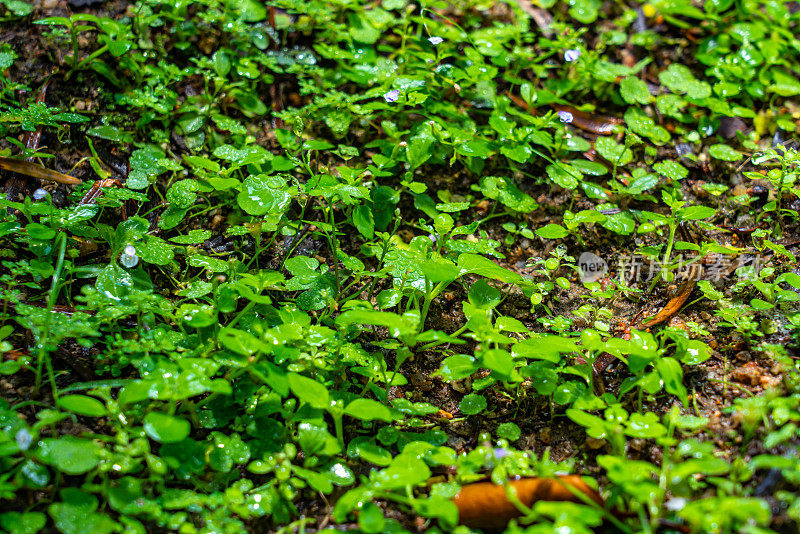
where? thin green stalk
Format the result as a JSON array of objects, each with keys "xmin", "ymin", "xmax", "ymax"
[
  {"xmin": 648, "ymin": 222, "xmax": 677, "ymax": 294},
  {"xmin": 69, "ymin": 44, "xmax": 109, "ymax": 76},
  {"xmin": 332, "ymin": 411, "xmax": 344, "ymax": 450},
  {"xmin": 34, "ymin": 231, "xmax": 67, "ymax": 398}
]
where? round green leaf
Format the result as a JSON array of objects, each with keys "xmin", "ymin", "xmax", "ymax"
[
  {"xmin": 40, "ymin": 437, "xmax": 99, "ymax": 475},
  {"xmin": 143, "ymin": 412, "xmax": 191, "ymax": 444},
  {"xmin": 459, "ymin": 393, "xmax": 487, "ymax": 415},
  {"xmin": 620, "ymin": 76, "xmax": 654, "ymax": 105},
  {"xmin": 344, "ymin": 399, "xmax": 393, "ymax": 422},
  {"xmin": 58, "ymin": 395, "xmax": 106, "ymax": 417},
  {"xmin": 535, "ymin": 224, "xmax": 569, "ymax": 239},
  {"xmin": 497, "ymin": 422, "xmax": 521, "ymax": 441},
  {"xmin": 708, "ymin": 144, "xmax": 742, "ymax": 161},
  {"xmin": 288, "ymin": 373, "xmax": 330, "ymax": 409}
]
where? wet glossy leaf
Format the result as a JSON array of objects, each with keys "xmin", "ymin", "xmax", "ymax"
[
  {"xmin": 237, "ymin": 174, "xmax": 292, "ymax": 216},
  {"xmin": 680, "ymin": 206, "xmax": 717, "ymax": 220},
  {"xmin": 298, "ymin": 422, "xmax": 341, "ymax": 456},
  {"xmin": 459, "ymin": 393, "xmax": 487, "ymax": 415},
  {"xmin": 546, "ymin": 163, "xmax": 580, "ymax": 189},
  {"xmin": 288, "ymin": 373, "xmax": 330, "ymax": 409},
  {"xmin": 38, "ymin": 437, "xmax": 99, "ymax": 475},
  {"xmin": 654, "ymin": 160, "xmax": 688, "ymax": 181},
  {"xmin": 0, "ymin": 512, "xmax": 46, "ymax": 534},
  {"xmin": 347, "ymin": 437, "xmax": 392, "ymax": 466},
  {"xmin": 58, "ymin": 395, "xmax": 106, "ymax": 417},
  {"xmin": 136, "ymin": 236, "xmax": 174, "ymax": 266},
  {"xmin": 708, "ymin": 144, "xmax": 742, "ymax": 161},
  {"xmin": 143, "ymin": 412, "xmax": 191, "ymax": 443},
  {"xmin": 535, "ymin": 224, "xmax": 569, "ymax": 239},
  {"xmin": 434, "ymin": 354, "xmax": 478, "ymax": 381},
  {"xmin": 595, "ymin": 137, "xmax": 633, "ymax": 166},
  {"xmin": 620, "ymin": 76, "xmax": 654, "ymax": 104},
  {"xmin": 48, "ymin": 489, "xmax": 116, "ymax": 534},
  {"xmin": 374, "ymin": 454, "xmax": 431, "ymax": 490},
  {"xmin": 659, "ymin": 63, "xmax": 712, "ymax": 99},
  {"xmin": 344, "ymin": 398, "xmax": 393, "ymax": 422}
]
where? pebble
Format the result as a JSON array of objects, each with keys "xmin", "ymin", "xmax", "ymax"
[
  {"xmin": 730, "ymin": 362, "xmax": 762, "ymax": 385},
  {"xmin": 539, "ymin": 427, "xmax": 551, "ymax": 444},
  {"xmin": 585, "ymin": 437, "xmax": 606, "ymax": 449}
]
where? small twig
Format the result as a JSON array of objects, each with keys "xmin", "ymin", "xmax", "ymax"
[{"xmin": 0, "ymin": 157, "xmax": 82, "ymax": 186}]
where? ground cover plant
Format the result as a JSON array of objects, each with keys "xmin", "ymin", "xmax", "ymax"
[{"xmin": 0, "ymin": 0, "xmax": 799, "ymax": 532}]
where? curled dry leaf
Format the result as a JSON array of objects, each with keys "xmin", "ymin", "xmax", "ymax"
[
  {"xmin": 514, "ymin": 0, "xmax": 554, "ymax": 36},
  {"xmin": 505, "ymin": 93, "xmax": 624, "ymax": 136},
  {"xmin": 640, "ymin": 263, "xmax": 701, "ymax": 328},
  {"xmin": 0, "ymin": 157, "xmax": 82, "ymax": 186},
  {"xmin": 453, "ymin": 475, "xmax": 604, "ymax": 530},
  {"xmin": 551, "ymin": 105, "xmax": 624, "ymax": 136}
]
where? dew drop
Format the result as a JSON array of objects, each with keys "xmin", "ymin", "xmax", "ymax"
[{"xmin": 120, "ymin": 253, "xmax": 139, "ymax": 268}]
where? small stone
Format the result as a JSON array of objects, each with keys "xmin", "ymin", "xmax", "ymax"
[
  {"xmin": 731, "ymin": 362, "xmax": 762, "ymax": 385},
  {"xmin": 760, "ymin": 375, "xmax": 781, "ymax": 388},
  {"xmin": 585, "ymin": 437, "xmax": 606, "ymax": 449},
  {"xmin": 539, "ymin": 427, "xmax": 551, "ymax": 444}
]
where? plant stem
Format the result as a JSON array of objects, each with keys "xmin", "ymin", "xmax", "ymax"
[
  {"xmin": 648, "ymin": 222, "xmax": 677, "ymax": 293},
  {"xmin": 34, "ymin": 231, "xmax": 67, "ymax": 398}
]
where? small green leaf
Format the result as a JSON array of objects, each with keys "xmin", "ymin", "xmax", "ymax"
[
  {"xmin": 535, "ymin": 224, "xmax": 569, "ymax": 239},
  {"xmin": 680, "ymin": 206, "xmax": 717, "ymax": 220},
  {"xmin": 358, "ymin": 502, "xmax": 385, "ymax": 534},
  {"xmin": 352, "ymin": 204, "xmax": 375, "ymax": 239},
  {"xmin": 0, "ymin": 512, "xmax": 46, "ymax": 534},
  {"xmin": 546, "ymin": 163, "xmax": 581, "ymax": 189},
  {"xmin": 496, "ymin": 422, "xmax": 521, "ymax": 441},
  {"xmin": 143, "ymin": 412, "xmax": 191, "ymax": 444},
  {"xmin": 48, "ymin": 489, "xmax": 116, "ymax": 534},
  {"xmin": 708, "ymin": 144, "xmax": 742, "ymax": 161},
  {"xmin": 288, "ymin": 373, "xmax": 330, "ymax": 409},
  {"xmin": 344, "ymin": 399, "xmax": 393, "ymax": 422},
  {"xmin": 654, "ymin": 160, "xmax": 688, "ymax": 181},
  {"xmin": 433, "ymin": 354, "xmax": 478, "ymax": 381},
  {"xmin": 459, "ymin": 393, "xmax": 487, "ymax": 415},
  {"xmin": 620, "ymin": 76, "xmax": 654, "ymax": 104},
  {"xmin": 58, "ymin": 395, "xmax": 106, "ymax": 417},
  {"xmin": 768, "ymin": 69, "xmax": 800, "ymax": 96},
  {"xmin": 39, "ymin": 437, "xmax": 99, "ymax": 475}
]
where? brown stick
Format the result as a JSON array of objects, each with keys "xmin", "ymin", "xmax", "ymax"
[
  {"xmin": 506, "ymin": 92, "xmax": 624, "ymax": 135},
  {"xmin": 552, "ymin": 104, "xmax": 624, "ymax": 135},
  {"xmin": 0, "ymin": 157, "xmax": 82, "ymax": 186},
  {"xmin": 453, "ymin": 476, "xmax": 604, "ymax": 530}
]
